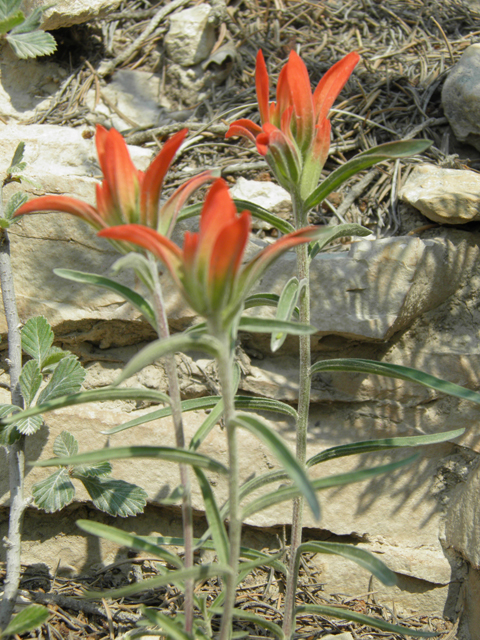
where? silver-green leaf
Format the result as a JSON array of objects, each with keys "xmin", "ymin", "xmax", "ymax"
[
  {"xmin": 78, "ymin": 475, "xmax": 147, "ymax": 517},
  {"xmin": 32, "ymin": 468, "xmax": 75, "ymax": 512},
  {"xmin": 38, "ymin": 355, "xmax": 86, "ymax": 404},
  {"xmin": 19, "ymin": 359, "xmax": 42, "ymax": 406},
  {"xmin": 21, "ymin": 316, "xmax": 54, "ymax": 368}
]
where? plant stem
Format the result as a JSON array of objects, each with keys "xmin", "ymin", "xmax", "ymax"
[
  {"xmin": 283, "ymin": 194, "xmax": 311, "ymax": 639},
  {"xmin": 215, "ymin": 329, "xmax": 239, "ymax": 640},
  {"xmin": 0, "ymin": 222, "xmax": 26, "ymax": 631},
  {"xmin": 149, "ymin": 257, "xmax": 194, "ymax": 634}
]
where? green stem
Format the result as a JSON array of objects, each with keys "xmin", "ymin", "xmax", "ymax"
[
  {"xmin": 149, "ymin": 257, "xmax": 194, "ymax": 634},
  {"xmin": 283, "ymin": 194, "xmax": 311, "ymax": 639},
  {"xmin": 215, "ymin": 328, "xmax": 239, "ymax": 640}
]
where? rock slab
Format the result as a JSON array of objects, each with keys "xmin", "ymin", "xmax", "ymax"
[{"xmin": 23, "ymin": 0, "xmax": 121, "ymax": 30}]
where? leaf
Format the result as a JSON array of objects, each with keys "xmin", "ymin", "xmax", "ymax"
[
  {"xmin": 305, "ymin": 139, "xmax": 433, "ymax": 210},
  {"xmin": 19, "ymin": 359, "xmax": 42, "ymax": 406},
  {"xmin": 0, "ymin": 404, "xmax": 21, "ymax": 445},
  {"xmin": 41, "ymin": 346, "xmax": 69, "ymax": 371},
  {"xmin": 0, "ymin": 0, "xmax": 22, "ymax": 21},
  {"xmin": 307, "ymin": 427, "xmax": 466, "ymax": 468},
  {"xmin": 243, "ymin": 454, "xmax": 418, "ymax": 519},
  {"xmin": 194, "ymin": 468, "xmax": 229, "ymax": 565},
  {"xmin": 110, "ymin": 252, "xmax": 156, "ymax": 290},
  {"xmin": 38, "ymin": 355, "xmax": 86, "ymax": 404},
  {"xmin": 4, "ymin": 191, "xmax": 28, "ymax": 221},
  {"xmin": 52, "ymin": 430, "xmax": 78, "ymax": 457},
  {"xmin": 311, "ymin": 358, "xmax": 480, "ymax": 405},
  {"xmin": 0, "ymin": 10, "xmax": 23, "ymax": 34},
  {"xmin": 189, "ymin": 398, "xmax": 224, "ymax": 451},
  {"xmin": 54, "ymin": 269, "xmax": 157, "ymax": 329},
  {"xmin": 271, "ymin": 277, "xmax": 301, "ymax": 352},
  {"xmin": 1, "ymin": 604, "xmax": 50, "ymax": 637},
  {"xmin": 33, "ymin": 446, "xmax": 229, "ymax": 475},
  {"xmin": 309, "ymin": 222, "xmax": 371, "ymax": 259},
  {"xmin": 238, "ymin": 316, "xmax": 316, "ymax": 336},
  {"xmin": 141, "ymin": 608, "xmax": 193, "ymax": 640},
  {"xmin": 76, "ymin": 520, "xmax": 183, "ymax": 568},
  {"xmin": 207, "ymin": 607, "xmax": 285, "ymax": 640},
  {"xmin": 78, "ymin": 475, "xmax": 147, "ymax": 517},
  {"xmin": 7, "ymin": 29, "xmax": 57, "ymax": 59},
  {"xmin": 233, "ymin": 413, "xmax": 320, "ymax": 520},
  {"xmin": 10, "ymin": 6, "xmax": 43, "ymax": 32},
  {"xmin": 21, "ymin": 316, "xmax": 54, "ymax": 368},
  {"xmin": 232, "ymin": 198, "xmax": 295, "ymax": 234},
  {"xmin": 114, "ymin": 334, "xmax": 222, "ymax": 386},
  {"xmin": 295, "ymin": 604, "xmax": 437, "ymax": 637},
  {"xmin": 0, "ymin": 387, "xmax": 170, "ymax": 427},
  {"xmin": 14, "ymin": 414, "xmax": 43, "ymax": 435},
  {"xmin": 7, "ymin": 142, "xmax": 25, "ymax": 170},
  {"xmin": 32, "ymin": 468, "xmax": 75, "ymax": 512},
  {"xmin": 73, "ymin": 462, "xmax": 112, "ymax": 477},
  {"xmin": 297, "ymin": 541, "xmax": 396, "ymax": 586}
]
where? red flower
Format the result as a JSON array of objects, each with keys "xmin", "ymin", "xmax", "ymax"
[
  {"xmin": 226, "ymin": 50, "xmax": 359, "ymax": 199},
  {"xmin": 99, "ymin": 179, "xmax": 327, "ymax": 324},
  {"xmin": 15, "ymin": 125, "xmax": 212, "ymax": 241}
]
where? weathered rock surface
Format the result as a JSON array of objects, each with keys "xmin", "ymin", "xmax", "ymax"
[
  {"xmin": 399, "ymin": 164, "xmax": 480, "ymax": 225},
  {"xmin": 442, "ymin": 44, "xmax": 480, "ymax": 151},
  {"xmin": 23, "ymin": 0, "xmax": 121, "ymax": 30},
  {"xmin": 164, "ymin": 4, "xmax": 216, "ymax": 67},
  {"xmin": 231, "ymin": 177, "xmax": 292, "ymax": 229}
]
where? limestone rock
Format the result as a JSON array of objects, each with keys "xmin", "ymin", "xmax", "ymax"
[
  {"xmin": 231, "ymin": 177, "xmax": 292, "ymax": 229},
  {"xmin": 399, "ymin": 164, "xmax": 480, "ymax": 225},
  {"xmin": 164, "ymin": 4, "xmax": 216, "ymax": 67},
  {"xmin": 442, "ymin": 44, "xmax": 480, "ymax": 151},
  {"xmin": 22, "ymin": 0, "xmax": 121, "ymax": 30}
]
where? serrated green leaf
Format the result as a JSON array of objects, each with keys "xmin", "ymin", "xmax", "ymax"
[
  {"xmin": 8, "ymin": 161, "xmax": 26, "ymax": 174},
  {"xmin": 238, "ymin": 316, "xmax": 316, "ymax": 335},
  {"xmin": 38, "ymin": 355, "xmax": 85, "ymax": 404},
  {"xmin": 194, "ymin": 468, "xmax": 229, "ymax": 565},
  {"xmin": 271, "ymin": 277, "xmax": 301, "ymax": 352},
  {"xmin": 76, "ymin": 520, "xmax": 184, "ymax": 568},
  {"xmin": 21, "ymin": 316, "xmax": 53, "ymax": 368},
  {"xmin": 4, "ymin": 191, "xmax": 28, "ymax": 221},
  {"xmin": 73, "ymin": 461, "xmax": 112, "ymax": 477},
  {"xmin": 311, "ymin": 358, "xmax": 480, "ymax": 405},
  {"xmin": 34, "ymin": 446, "xmax": 228, "ymax": 475},
  {"xmin": 0, "ymin": 10, "xmax": 23, "ymax": 34},
  {"xmin": 14, "ymin": 413, "xmax": 43, "ymax": 435},
  {"xmin": 10, "ymin": 6, "xmax": 43, "ymax": 32},
  {"xmin": 41, "ymin": 346, "xmax": 68, "ymax": 371},
  {"xmin": 0, "ymin": 403, "xmax": 21, "ymax": 444},
  {"xmin": 8, "ymin": 141, "xmax": 25, "ymax": 169},
  {"xmin": 141, "ymin": 608, "xmax": 192, "ymax": 640},
  {"xmin": 32, "ymin": 468, "xmax": 75, "ymax": 512},
  {"xmin": 0, "ymin": 0, "xmax": 22, "ymax": 20},
  {"xmin": 54, "ymin": 269, "xmax": 157, "ymax": 329},
  {"xmin": 7, "ymin": 29, "xmax": 57, "ymax": 59},
  {"xmin": 19, "ymin": 359, "xmax": 42, "ymax": 406},
  {"xmin": 79, "ymin": 475, "xmax": 147, "ymax": 517},
  {"xmin": 1, "ymin": 604, "xmax": 50, "ymax": 637},
  {"xmin": 295, "ymin": 604, "xmax": 437, "ymax": 637},
  {"xmin": 52, "ymin": 430, "xmax": 78, "ymax": 458}
]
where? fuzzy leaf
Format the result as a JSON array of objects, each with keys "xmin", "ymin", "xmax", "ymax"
[
  {"xmin": 37, "ymin": 355, "xmax": 85, "ymax": 404},
  {"xmin": 194, "ymin": 468, "xmax": 229, "ymax": 565},
  {"xmin": 41, "ymin": 346, "xmax": 69, "ymax": 371},
  {"xmin": 0, "ymin": 10, "xmax": 23, "ymax": 34},
  {"xmin": 271, "ymin": 277, "xmax": 301, "ymax": 352},
  {"xmin": 141, "ymin": 608, "xmax": 192, "ymax": 640},
  {"xmin": 1, "ymin": 604, "xmax": 50, "ymax": 637},
  {"xmin": 4, "ymin": 191, "xmax": 28, "ymax": 221},
  {"xmin": 52, "ymin": 430, "xmax": 78, "ymax": 458},
  {"xmin": 14, "ymin": 414, "xmax": 43, "ymax": 435},
  {"xmin": 10, "ymin": 6, "xmax": 43, "ymax": 32},
  {"xmin": 19, "ymin": 359, "xmax": 42, "ymax": 406},
  {"xmin": 238, "ymin": 316, "xmax": 316, "ymax": 335},
  {"xmin": 32, "ymin": 468, "xmax": 75, "ymax": 512},
  {"xmin": 0, "ymin": 0, "xmax": 22, "ymax": 20},
  {"xmin": 79, "ymin": 475, "xmax": 147, "ymax": 517},
  {"xmin": 7, "ymin": 29, "xmax": 57, "ymax": 59},
  {"xmin": 0, "ymin": 403, "xmax": 21, "ymax": 444},
  {"xmin": 73, "ymin": 462, "xmax": 112, "ymax": 477},
  {"xmin": 21, "ymin": 316, "xmax": 54, "ymax": 368}
]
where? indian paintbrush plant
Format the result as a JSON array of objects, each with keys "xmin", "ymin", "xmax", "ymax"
[{"xmin": 2, "ymin": 49, "xmax": 480, "ymax": 640}]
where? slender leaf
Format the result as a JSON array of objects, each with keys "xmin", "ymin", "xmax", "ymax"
[
  {"xmin": 297, "ymin": 541, "xmax": 396, "ymax": 586},
  {"xmin": 189, "ymin": 398, "xmax": 224, "ymax": 451},
  {"xmin": 295, "ymin": 604, "xmax": 437, "ymax": 637},
  {"xmin": 271, "ymin": 277, "xmax": 301, "ymax": 352},
  {"xmin": 54, "ymin": 269, "xmax": 157, "ymax": 329},
  {"xmin": 309, "ymin": 223, "xmax": 371, "ymax": 258},
  {"xmin": 243, "ymin": 455, "xmax": 418, "ymax": 519},
  {"xmin": 233, "ymin": 198, "xmax": 295, "ymax": 234},
  {"xmin": 33, "ymin": 446, "xmax": 228, "ymax": 474},
  {"xmin": 21, "ymin": 316, "xmax": 53, "ymax": 368},
  {"xmin": 307, "ymin": 427, "xmax": 466, "ymax": 468},
  {"xmin": 1, "ymin": 604, "xmax": 50, "ymax": 637},
  {"xmin": 0, "ymin": 387, "xmax": 170, "ymax": 427},
  {"xmin": 234, "ymin": 413, "xmax": 320, "ymax": 520},
  {"xmin": 141, "ymin": 608, "xmax": 192, "ymax": 640},
  {"xmin": 114, "ymin": 334, "xmax": 222, "ymax": 386},
  {"xmin": 239, "ymin": 469, "xmax": 288, "ymax": 503},
  {"xmin": 32, "ymin": 468, "xmax": 75, "ymax": 512},
  {"xmin": 194, "ymin": 468, "xmax": 229, "ymax": 564},
  {"xmin": 19, "ymin": 359, "xmax": 42, "ymax": 406},
  {"xmin": 305, "ymin": 139, "xmax": 433, "ymax": 210},
  {"xmin": 7, "ymin": 29, "xmax": 57, "ymax": 59},
  {"xmin": 231, "ymin": 608, "xmax": 285, "ymax": 639},
  {"xmin": 78, "ymin": 475, "xmax": 147, "ymax": 517},
  {"xmin": 76, "ymin": 520, "xmax": 183, "ymax": 568},
  {"xmin": 311, "ymin": 358, "xmax": 480, "ymax": 404},
  {"xmin": 238, "ymin": 316, "xmax": 316, "ymax": 335},
  {"xmin": 110, "ymin": 252, "xmax": 155, "ymax": 290},
  {"xmin": 38, "ymin": 355, "xmax": 85, "ymax": 404}
]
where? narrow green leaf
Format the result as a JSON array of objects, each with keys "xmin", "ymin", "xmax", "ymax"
[
  {"xmin": 295, "ymin": 604, "xmax": 437, "ymax": 637},
  {"xmin": 239, "ymin": 316, "xmax": 316, "ymax": 335},
  {"xmin": 141, "ymin": 608, "xmax": 193, "ymax": 640},
  {"xmin": 0, "ymin": 10, "xmax": 23, "ymax": 34},
  {"xmin": 239, "ymin": 469, "xmax": 288, "ymax": 503},
  {"xmin": 297, "ymin": 541, "xmax": 396, "ymax": 586},
  {"xmin": 4, "ymin": 191, "xmax": 28, "ymax": 222},
  {"xmin": 0, "ymin": 387, "xmax": 170, "ymax": 427},
  {"xmin": 194, "ymin": 468, "xmax": 229, "ymax": 564},
  {"xmin": 7, "ymin": 29, "xmax": 57, "ymax": 59},
  {"xmin": 271, "ymin": 277, "xmax": 301, "ymax": 352},
  {"xmin": 305, "ymin": 139, "xmax": 433, "ymax": 210},
  {"xmin": 54, "ymin": 269, "xmax": 157, "ymax": 329},
  {"xmin": 243, "ymin": 455, "xmax": 418, "ymax": 519},
  {"xmin": 311, "ymin": 358, "xmax": 480, "ymax": 405},
  {"xmin": 21, "ymin": 316, "xmax": 53, "ymax": 368},
  {"xmin": 232, "ymin": 198, "xmax": 295, "ymax": 234},
  {"xmin": 207, "ymin": 607, "xmax": 285, "ymax": 640},
  {"xmin": 19, "ymin": 359, "xmax": 42, "ymax": 406},
  {"xmin": 37, "ymin": 355, "xmax": 85, "ymax": 404},
  {"xmin": 309, "ymin": 223, "xmax": 371, "ymax": 259},
  {"xmin": 234, "ymin": 413, "xmax": 320, "ymax": 520},
  {"xmin": 32, "ymin": 468, "xmax": 75, "ymax": 512},
  {"xmin": 33, "ymin": 446, "xmax": 228, "ymax": 475},
  {"xmin": 307, "ymin": 428, "xmax": 466, "ymax": 468},
  {"xmin": 79, "ymin": 475, "xmax": 147, "ymax": 517},
  {"xmin": 110, "ymin": 252, "xmax": 156, "ymax": 290},
  {"xmin": 189, "ymin": 398, "xmax": 224, "ymax": 451},
  {"xmin": 53, "ymin": 430, "xmax": 78, "ymax": 457},
  {"xmin": 77, "ymin": 520, "xmax": 183, "ymax": 568},
  {"xmin": 1, "ymin": 604, "xmax": 50, "ymax": 637}
]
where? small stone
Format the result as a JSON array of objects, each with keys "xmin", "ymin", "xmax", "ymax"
[
  {"xmin": 22, "ymin": 0, "xmax": 121, "ymax": 30},
  {"xmin": 321, "ymin": 634, "xmax": 354, "ymax": 640},
  {"xmin": 399, "ymin": 163, "xmax": 480, "ymax": 225},
  {"xmin": 165, "ymin": 4, "xmax": 216, "ymax": 67}
]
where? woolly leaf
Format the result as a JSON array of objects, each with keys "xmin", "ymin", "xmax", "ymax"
[
  {"xmin": 32, "ymin": 468, "xmax": 75, "ymax": 512},
  {"xmin": 19, "ymin": 359, "xmax": 42, "ymax": 406},
  {"xmin": 78, "ymin": 475, "xmax": 147, "ymax": 517},
  {"xmin": 7, "ymin": 29, "xmax": 57, "ymax": 59},
  {"xmin": 21, "ymin": 316, "xmax": 53, "ymax": 368},
  {"xmin": 38, "ymin": 355, "xmax": 85, "ymax": 404}
]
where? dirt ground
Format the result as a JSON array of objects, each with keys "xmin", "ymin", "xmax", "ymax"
[{"xmin": 3, "ymin": 0, "xmax": 480, "ymax": 637}]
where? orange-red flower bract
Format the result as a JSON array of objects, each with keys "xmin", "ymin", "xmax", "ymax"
[
  {"xmin": 15, "ymin": 125, "xmax": 212, "ymax": 245},
  {"xmin": 99, "ymin": 178, "xmax": 331, "ymax": 326},
  {"xmin": 226, "ymin": 50, "xmax": 360, "ymax": 200}
]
